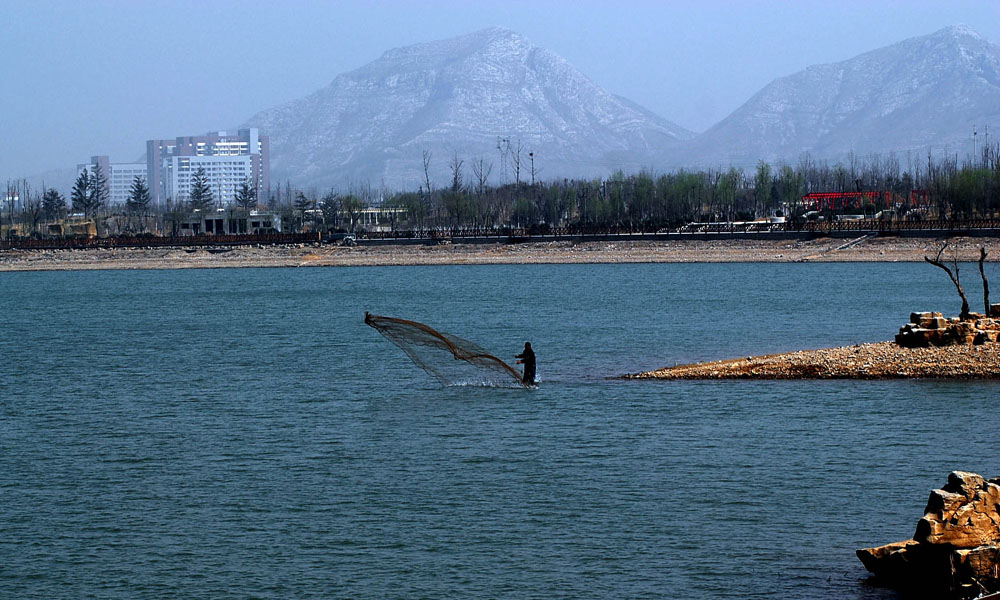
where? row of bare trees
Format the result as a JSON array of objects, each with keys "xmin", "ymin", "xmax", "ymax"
[
  {"xmin": 387, "ymin": 144, "xmax": 1000, "ymax": 231},
  {"xmin": 6, "ymin": 144, "xmax": 1000, "ymax": 237}
]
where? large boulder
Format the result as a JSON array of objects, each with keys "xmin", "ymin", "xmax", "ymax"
[
  {"xmin": 914, "ymin": 471, "xmax": 1000, "ymax": 548},
  {"xmin": 858, "ymin": 471, "xmax": 1000, "ymax": 598}
]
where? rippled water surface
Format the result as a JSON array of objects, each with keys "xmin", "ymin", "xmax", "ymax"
[{"xmin": 4, "ymin": 263, "xmax": 1000, "ymax": 598}]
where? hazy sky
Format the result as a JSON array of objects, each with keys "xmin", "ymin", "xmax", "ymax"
[{"xmin": 2, "ymin": 0, "xmax": 998, "ymax": 180}]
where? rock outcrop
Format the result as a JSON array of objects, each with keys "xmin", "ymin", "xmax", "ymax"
[
  {"xmin": 857, "ymin": 471, "xmax": 1000, "ymax": 598},
  {"xmin": 895, "ymin": 310, "xmax": 1000, "ymax": 348}
]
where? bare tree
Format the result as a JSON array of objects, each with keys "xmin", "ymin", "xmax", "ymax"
[
  {"xmin": 925, "ymin": 242, "xmax": 971, "ymax": 319},
  {"xmin": 471, "ymin": 156, "xmax": 493, "ymax": 197},
  {"xmin": 4, "ymin": 180, "xmax": 13, "ymax": 237},
  {"xmin": 24, "ymin": 189, "xmax": 43, "ymax": 235},
  {"xmin": 448, "ymin": 151, "xmax": 464, "ymax": 193},
  {"xmin": 422, "ymin": 150, "xmax": 433, "ymax": 194},
  {"xmin": 979, "ymin": 246, "xmax": 992, "ymax": 315},
  {"xmin": 511, "ymin": 138, "xmax": 524, "ymax": 186},
  {"xmin": 341, "ymin": 193, "xmax": 364, "ymax": 233}
]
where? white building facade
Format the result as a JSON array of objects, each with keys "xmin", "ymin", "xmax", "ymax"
[
  {"xmin": 77, "ymin": 156, "xmax": 149, "ymax": 205},
  {"xmin": 78, "ymin": 128, "xmax": 269, "ymax": 209},
  {"xmin": 162, "ymin": 154, "xmax": 253, "ymax": 207},
  {"xmin": 147, "ymin": 128, "xmax": 269, "ymax": 208},
  {"xmin": 107, "ymin": 163, "xmax": 148, "ymax": 205}
]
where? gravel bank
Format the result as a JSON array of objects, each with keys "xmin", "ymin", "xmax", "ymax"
[
  {"xmin": 3, "ymin": 236, "xmax": 1000, "ymax": 271},
  {"xmin": 627, "ymin": 341, "xmax": 1000, "ymax": 380}
]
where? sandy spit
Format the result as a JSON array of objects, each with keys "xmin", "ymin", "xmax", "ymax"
[{"xmin": 3, "ymin": 237, "xmax": 1000, "ymax": 272}]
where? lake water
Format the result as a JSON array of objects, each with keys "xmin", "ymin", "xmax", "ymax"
[{"xmin": 3, "ymin": 262, "xmax": 1000, "ymax": 599}]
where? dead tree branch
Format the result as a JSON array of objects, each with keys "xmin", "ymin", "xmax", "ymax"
[
  {"xmin": 980, "ymin": 246, "xmax": 991, "ymax": 316},
  {"xmin": 924, "ymin": 242, "xmax": 971, "ymax": 319}
]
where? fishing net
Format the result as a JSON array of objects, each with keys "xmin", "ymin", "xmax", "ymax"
[{"xmin": 365, "ymin": 312, "xmax": 527, "ymax": 388}]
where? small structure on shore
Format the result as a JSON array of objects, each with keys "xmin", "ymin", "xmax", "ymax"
[{"xmin": 857, "ymin": 471, "xmax": 1000, "ymax": 598}]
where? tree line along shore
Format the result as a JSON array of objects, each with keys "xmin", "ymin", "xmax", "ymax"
[{"xmin": 4, "ymin": 145, "xmax": 1000, "ymax": 239}]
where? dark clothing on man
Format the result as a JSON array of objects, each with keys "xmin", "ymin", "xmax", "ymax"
[{"xmin": 515, "ymin": 342, "xmax": 536, "ymax": 385}]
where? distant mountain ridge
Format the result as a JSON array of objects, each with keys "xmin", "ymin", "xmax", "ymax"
[
  {"xmin": 30, "ymin": 25, "xmax": 1000, "ymax": 194},
  {"xmin": 243, "ymin": 27, "xmax": 693, "ymax": 190},
  {"xmin": 682, "ymin": 24, "xmax": 1000, "ymax": 168}
]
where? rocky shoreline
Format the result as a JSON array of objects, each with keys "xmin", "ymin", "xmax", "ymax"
[
  {"xmin": 2, "ymin": 236, "xmax": 1000, "ymax": 271},
  {"xmin": 627, "ymin": 341, "xmax": 1000, "ymax": 380},
  {"xmin": 630, "ymin": 310, "xmax": 1000, "ymax": 380}
]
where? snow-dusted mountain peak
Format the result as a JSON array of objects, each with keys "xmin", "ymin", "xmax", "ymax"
[
  {"xmin": 682, "ymin": 24, "xmax": 1000, "ymax": 168},
  {"xmin": 243, "ymin": 25, "xmax": 999, "ymax": 188},
  {"xmin": 937, "ymin": 23, "xmax": 983, "ymax": 41},
  {"xmin": 245, "ymin": 28, "xmax": 692, "ymax": 189}
]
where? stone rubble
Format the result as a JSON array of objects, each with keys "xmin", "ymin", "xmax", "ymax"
[{"xmin": 896, "ymin": 309, "xmax": 1000, "ymax": 348}]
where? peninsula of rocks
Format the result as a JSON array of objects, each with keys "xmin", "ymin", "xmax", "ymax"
[
  {"xmin": 629, "ymin": 311, "xmax": 1000, "ymax": 380},
  {"xmin": 857, "ymin": 471, "xmax": 1000, "ymax": 598}
]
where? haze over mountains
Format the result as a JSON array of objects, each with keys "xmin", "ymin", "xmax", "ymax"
[
  {"xmin": 685, "ymin": 24, "xmax": 1000, "ymax": 168},
  {"xmin": 27, "ymin": 24, "xmax": 999, "ymax": 193},
  {"xmin": 244, "ymin": 27, "xmax": 692, "ymax": 190},
  {"xmin": 244, "ymin": 24, "xmax": 999, "ymax": 191}
]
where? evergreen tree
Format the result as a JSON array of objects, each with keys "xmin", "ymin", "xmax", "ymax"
[
  {"xmin": 126, "ymin": 176, "xmax": 151, "ymax": 214},
  {"xmin": 88, "ymin": 163, "xmax": 108, "ymax": 216},
  {"xmin": 187, "ymin": 167, "xmax": 213, "ymax": 212},
  {"xmin": 294, "ymin": 192, "xmax": 314, "ymax": 231},
  {"xmin": 320, "ymin": 192, "xmax": 341, "ymax": 228},
  {"xmin": 126, "ymin": 176, "xmax": 151, "ymax": 232},
  {"xmin": 235, "ymin": 178, "xmax": 257, "ymax": 211},
  {"xmin": 42, "ymin": 188, "xmax": 66, "ymax": 221},
  {"xmin": 293, "ymin": 191, "xmax": 313, "ymax": 213},
  {"xmin": 71, "ymin": 169, "xmax": 91, "ymax": 215}
]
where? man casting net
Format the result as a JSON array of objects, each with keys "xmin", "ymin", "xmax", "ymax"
[{"xmin": 365, "ymin": 312, "xmax": 531, "ymax": 388}]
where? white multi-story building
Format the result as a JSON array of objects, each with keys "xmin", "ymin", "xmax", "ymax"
[
  {"xmin": 147, "ymin": 128, "xmax": 269, "ymax": 207},
  {"xmin": 78, "ymin": 128, "xmax": 269, "ymax": 209},
  {"xmin": 107, "ymin": 163, "xmax": 148, "ymax": 205},
  {"xmin": 77, "ymin": 156, "xmax": 148, "ymax": 205},
  {"xmin": 162, "ymin": 154, "xmax": 253, "ymax": 207}
]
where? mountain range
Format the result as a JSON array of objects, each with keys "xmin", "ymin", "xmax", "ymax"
[
  {"xmin": 243, "ymin": 24, "xmax": 1000, "ymax": 190},
  {"xmin": 683, "ymin": 24, "xmax": 1000, "ymax": 168},
  {"xmin": 244, "ymin": 27, "xmax": 692, "ymax": 190},
  {"xmin": 26, "ymin": 25, "xmax": 1000, "ymax": 194}
]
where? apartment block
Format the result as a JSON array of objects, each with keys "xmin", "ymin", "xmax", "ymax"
[
  {"xmin": 77, "ymin": 156, "xmax": 148, "ymax": 206},
  {"xmin": 146, "ymin": 128, "xmax": 269, "ymax": 207}
]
